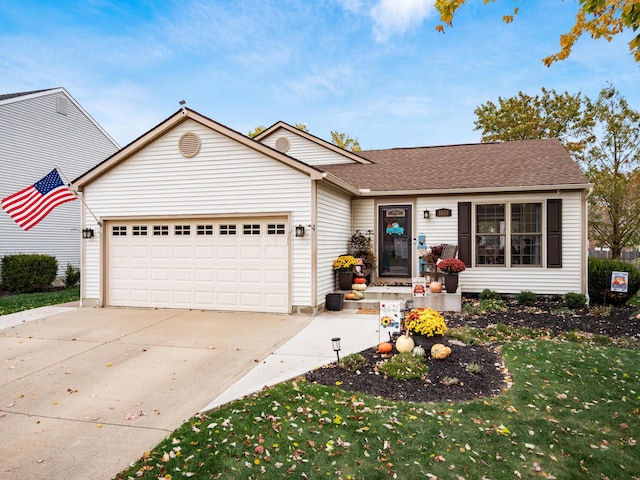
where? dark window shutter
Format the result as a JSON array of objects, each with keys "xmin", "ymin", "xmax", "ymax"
[
  {"xmin": 547, "ymin": 199, "xmax": 562, "ymax": 268},
  {"xmin": 458, "ymin": 202, "xmax": 472, "ymax": 267}
]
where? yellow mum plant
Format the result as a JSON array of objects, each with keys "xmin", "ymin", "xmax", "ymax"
[
  {"xmin": 333, "ymin": 255, "xmax": 357, "ymax": 272},
  {"xmin": 403, "ymin": 307, "xmax": 448, "ymax": 337}
]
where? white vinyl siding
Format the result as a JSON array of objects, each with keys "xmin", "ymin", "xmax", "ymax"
[
  {"xmin": 316, "ymin": 183, "xmax": 353, "ymax": 299},
  {"xmin": 82, "ymin": 119, "xmax": 312, "ymax": 309},
  {"xmin": 260, "ymin": 128, "xmax": 356, "ymax": 166},
  {"xmin": 415, "ymin": 192, "xmax": 584, "ymax": 295},
  {"xmin": 0, "ymin": 89, "xmax": 118, "ymax": 279}
]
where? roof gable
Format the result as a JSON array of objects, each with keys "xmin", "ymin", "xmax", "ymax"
[
  {"xmin": 1, "ymin": 88, "xmax": 119, "ymax": 149},
  {"xmin": 256, "ymin": 121, "xmax": 371, "ymax": 165},
  {"xmin": 74, "ymin": 108, "xmax": 324, "ymax": 189}
]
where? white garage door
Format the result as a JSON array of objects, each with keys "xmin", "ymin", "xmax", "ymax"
[{"xmin": 107, "ymin": 218, "xmax": 289, "ymax": 313}]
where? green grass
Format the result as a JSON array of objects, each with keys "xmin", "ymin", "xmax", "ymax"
[
  {"xmin": 0, "ymin": 287, "xmax": 79, "ymax": 316},
  {"xmin": 115, "ymin": 340, "xmax": 640, "ymax": 480}
]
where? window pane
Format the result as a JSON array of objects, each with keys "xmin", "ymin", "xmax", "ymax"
[
  {"xmin": 511, "ymin": 203, "xmax": 542, "ymax": 265},
  {"xmin": 476, "ymin": 204, "xmax": 505, "ymax": 265}
]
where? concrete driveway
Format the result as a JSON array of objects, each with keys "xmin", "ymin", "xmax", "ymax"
[{"xmin": 0, "ymin": 307, "xmax": 311, "ymax": 479}]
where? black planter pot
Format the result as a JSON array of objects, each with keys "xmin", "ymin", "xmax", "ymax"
[
  {"xmin": 410, "ymin": 334, "xmax": 444, "ymax": 350},
  {"xmin": 337, "ymin": 271, "xmax": 353, "ymax": 290},
  {"xmin": 443, "ymin": 274, "xmax": 459, "ymax": 293},
  {"xmin": 325, "ymin": 293, "xmax": 344, "ymax": 311}
]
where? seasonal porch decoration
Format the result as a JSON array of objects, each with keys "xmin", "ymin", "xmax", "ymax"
[
  {"xmin": 403, "ymin": 307, "xmax": 448, "ymax": 348},
  {"xmin": 437, "ymin": 257, "xmax": 466, "ymax": 293},
  {"xmin": 334, "ymin": 255, "xmax": 357, "ymax": 290}
]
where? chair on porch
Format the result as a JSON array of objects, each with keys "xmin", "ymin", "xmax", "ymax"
[{"xmin": 440, "ymin": 244, "xmax": 458, "ymax": 260}]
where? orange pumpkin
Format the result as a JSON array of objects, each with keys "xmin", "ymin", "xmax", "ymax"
[
  {"xmin": 344, "ymin": 292, "xmax": 357, "ymax": 300},
  {"xmin": 377, "ymin": 342, "xmax": 393, "ymax": 354},
  {"xmin": 353, "ymin": 277, "xmax": 367, "ymax": 284},
  {"xmin": 431, "ymin": 343, "xmax": 452, "ymax": 360},
  {"xmin": 429, "ymin": 281, "xmax": 442, "ymax": 293}
]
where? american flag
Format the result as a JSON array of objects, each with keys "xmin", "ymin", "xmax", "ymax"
[{"xmin": 1, "ymin": 169, "xmax": 78, "ymax": 231}]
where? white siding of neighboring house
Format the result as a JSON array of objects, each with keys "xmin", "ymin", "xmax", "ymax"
[
  {"xmin": 0, "ymin": 89, "xmax": 118, "ymax": 279},
  {"xmin": 81, "ymin": 119, "xmax": 313, "ymax": 306},
  {"xmin": 413, "ymin": 191, "xmax": 586, "ymax": 295},
  {"xmin": 260, "ymin": 127, "xmax": 356, "ymax": 165},
  {"xmin": 316, "ymin": 182, "xmax": 353, "ymax": 301}
]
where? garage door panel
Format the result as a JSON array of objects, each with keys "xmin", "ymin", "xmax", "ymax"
[{"xmin": 108, "ymin": 218, "xmax": 289, "ymax": 312}]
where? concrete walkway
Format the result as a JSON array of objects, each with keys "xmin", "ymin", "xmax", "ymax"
[{"xmin": 0, "ymin": 305, "xmax": 379, "ymax": 479}]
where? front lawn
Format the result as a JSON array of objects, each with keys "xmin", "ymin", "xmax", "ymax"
[
  {"xmin": 0, "ymin": 287, "xmax": 80, "ymax": 316},
  {"xmin": 116, "ymin": 338, "xmax": 640, "ymax": 479}
]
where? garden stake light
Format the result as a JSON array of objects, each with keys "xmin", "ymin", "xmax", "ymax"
[{"xmin": 331, "ymin": 337, "xmax": 341, "ymax": 363}]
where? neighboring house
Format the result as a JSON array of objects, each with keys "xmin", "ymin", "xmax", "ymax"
[
  {"xmin": 73, "ymin": 108, "xmax": 591, "ymax": 314},
  {"xmin": 0, "ymin": 88, "xmax": 119, "ymax": 280}
]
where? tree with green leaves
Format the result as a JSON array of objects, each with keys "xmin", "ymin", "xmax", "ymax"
[
  {"xmin": 474, "ymin": 85, "xmax": 640, "ymax": 258},
  {"xmin": 330, "ymin": 131, "xmax": 361, "ymax": 151},
  {"xmin": 435, "ymin": 0, "xmax": 640, "ymax": 65},
  {"xmin": 473, "ymin": 88, "xmax": 594, "ymax": 157},
  {"xmin": 583, "ymin": 86, "xmax": 640, "ymax": 257}
]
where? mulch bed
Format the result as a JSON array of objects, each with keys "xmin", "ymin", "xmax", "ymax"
[{"xmin": 304, "ymin": 299, "xmax": 640, "ymax": 403}]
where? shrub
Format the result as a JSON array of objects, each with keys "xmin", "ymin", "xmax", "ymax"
[
  {"xmin": 479, "ymin": 288, "xmax": 501, "ymax": 301},
  {"xmin": 516, "ymin": 290, "xmax": 537, "ymax": 306},
  {"xmin": 564, "ymin": 292, "xmax": 587, "ymax": 310},
  {"xmin": 339, "ymin": 353, "xmax": 367, "ymax": 372},
  {"xmin": 64, "ymin": 263, "xmax": 81, "ymax": 288},
  {"xmin": 588, "ymin": 257, "xmax": 640, "ymax": 305},
  {"xmin": 379, "ymin": 353, "xmax": 429, "ymax": 380},
  {"xmin": 1, "ymin": 254, "xmax": 58, "ymax": 293},
  {"xmin": 479, "ymin": 298, "xmax": 505, "ymax": 312}
]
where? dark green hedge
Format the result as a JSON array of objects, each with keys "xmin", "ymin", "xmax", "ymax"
[
  {"xmin": 588, "ymin": 257, "xmax": 640, "ymax": 305},
  {"xmin": 1, "ymin": 254, "xmax": 58, "ymax": 294}
]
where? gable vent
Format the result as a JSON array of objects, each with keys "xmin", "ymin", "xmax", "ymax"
[
  {"xmin": 178, "ymin": 132, "xmax": 201, "ymax": 158},
  {"xmin": 274, "ymin": 136, "xmax": 290, "ymax": 153}
]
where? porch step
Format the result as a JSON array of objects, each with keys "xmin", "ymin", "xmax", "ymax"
[{"xmin": 336, "ymin": 286, "xmax": 461, "ymax": 312}]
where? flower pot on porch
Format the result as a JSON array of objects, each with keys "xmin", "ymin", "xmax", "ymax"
[
  {"xmin": 337, "ymin": 271, "xmax": 353, "ymax": 290},
  {"xmin": 443, "ymin": 274, "xmax": 459, "ymax": 293},
  {"xmin": 325, "ymin": 293, "xmax": 344, "ymax": 311}
]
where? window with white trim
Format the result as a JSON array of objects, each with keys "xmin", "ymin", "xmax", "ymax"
[
  {"xmin": 132, "ymin": 225, "xmax": 148, "ymax": 236},
  {"xmin": 153, "ymin": 225, "xmax": 169, "ymax": 236},
  {"xmin": 267, "ymin": 223, "xmax": 286, "ymax": 235},
  {"xmin": 197, "ymin": 224, "xmax": 213, "ymax": 236},
  {"xmin": 475, "ymin": 202, "xmax": 542, "ymax": 266},
  {"xmin": 219, "ymin": 224, "xmax": 237, "ymax": 235},
  {"xmin": 112, "ymin": 226, "xmax": 127, "ymax": 236},
  {"xmin": 243, "ymin": 224, "xmax": 260, "ymax": 235}
]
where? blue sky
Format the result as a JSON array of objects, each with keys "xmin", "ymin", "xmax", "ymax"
[{"xmin": 1, "ymin": 0, "xmax": 638, "ymax": 150}]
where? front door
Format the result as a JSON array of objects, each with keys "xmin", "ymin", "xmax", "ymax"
[{"xmin": 378, "ymin": 205, "xmax": 412, "ymax": 278}]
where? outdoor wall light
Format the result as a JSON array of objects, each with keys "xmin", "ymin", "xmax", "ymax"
[
  {"xmin": 423, "ymin": 209, "xmax": 430, "ymax": 219},
  {"xmin": 82, "ymin": 228, "xmax": 94, "ymax": 239},
  {"xmin": 295, "ymin": 225, "xmax": 305, "ymax": 237},
  {"xmin": 332, "ymin": 337, "xmax": 342, "ymax": 363}
]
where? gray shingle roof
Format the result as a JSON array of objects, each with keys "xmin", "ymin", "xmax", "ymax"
[
  {"xmin": 318, "ymin": 139, "xmax": 589, "ymax": 192},
  {"xmin": 0, "ymin": 89, "xmax": 55, "ymax": 101}
]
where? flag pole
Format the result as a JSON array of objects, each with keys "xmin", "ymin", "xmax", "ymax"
[{"xmin": 55, "ymin": 165, "xmax": 102, "ymax": 227}]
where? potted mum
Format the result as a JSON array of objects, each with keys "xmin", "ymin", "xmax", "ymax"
[
  {"xmin": 403, "ymin": 307, "xmax": 448, "ymax": 347},
  {"xmin": 333, "ymin": 255, "xmax": 357, "ymax": 290},
  {"xmin": 437, "ymin": 257, "xmax": 466, "ymax": 293}
]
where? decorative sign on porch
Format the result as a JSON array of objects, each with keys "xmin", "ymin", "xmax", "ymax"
[
  {"xmin": 379, "ymin": 300, "xmax": 403, "ymax": 341},
  {"xmin": 412, "ymin": 277, "xmax": 426, "ymax": 297},
  {"xmin": 435, "ymin": 208, "xmax": 452, "ymax": 217},
  {"xmin": 610, "ymin": 271, "xmax": 628, "ymax": 293}
]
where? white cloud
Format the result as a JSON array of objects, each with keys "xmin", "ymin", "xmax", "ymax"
[{"xmin": 370, "ymin": 0, "xmax": 434, "ymax": 41}]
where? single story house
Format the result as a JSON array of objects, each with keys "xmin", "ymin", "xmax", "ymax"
[
  {"xmin": 0, "ymin": 88, "xmax": 119, "ymax": 279},
  {"xmin": 73, "ymin": 108, "xmax": 591, "ymax": 314}
]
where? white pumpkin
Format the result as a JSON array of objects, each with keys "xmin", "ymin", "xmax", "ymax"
[
  {"xmin": 412, "ymin": 345, "xmax": 426, "ymax": 357},
  {"xmin": 351, "ymin": 283, "xmax": 367, "ymax": 291},
  {"xmin": 395, "ymin": 333, "xmax": 415, "ymax": 353}
]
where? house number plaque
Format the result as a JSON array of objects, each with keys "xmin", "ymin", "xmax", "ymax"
[{"xmin": 435, "ymin": 208, "xmax": 452, "ymax": 217}]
